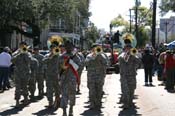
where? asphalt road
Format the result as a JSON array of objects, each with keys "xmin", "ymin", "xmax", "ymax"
[{"xmin": 0, "ymin": 69, "xmax": 175, "ymax": 116}]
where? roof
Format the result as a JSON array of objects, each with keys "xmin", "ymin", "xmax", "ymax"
[{"xmin": 161, "ymin": 10, "xmax": 175, "ymax": 19}]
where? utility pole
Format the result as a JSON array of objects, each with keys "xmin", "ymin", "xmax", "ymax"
[
  {"xmin": 129, "ymin": 9, "xmax": 132, "ymax": 32},
  {"xmin": 135, "ymin": 0, "xmax": 139, "ymax": 42},
  {"xmin": 152, "ymin": 0, "xmax": 157, "ymax": 48},
  {"xmin": 158, "ymin": 28, "xmax": 160, "ymax": 44},
  {"xmin": 165, "ymin": 21, "xmax": 169, "ymax": 43}
]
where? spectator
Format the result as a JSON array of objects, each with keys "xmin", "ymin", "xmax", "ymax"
[
  {"xmin": 142, "ymin": 49, "xmax": 154, "ymax": 86},
  {"xmin": 113, "ymin": 30, "xmax": 122, "ymax": 44},
  {"xmin": 164, "ymin": 50, "xmax": 175, "ymax": 92},
  {"xmin": 0, "ymin": 46, "xmax": 12, "ymax": 92}
]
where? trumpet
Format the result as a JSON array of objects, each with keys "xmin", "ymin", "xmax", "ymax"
[
  {"xmin": 21, "ymin": 45, "xmax": 28, "ymax": 53},
  {"xmin": 52, "ymin": 47, "xmax": 61, "ymax": 55},
  {"xmin": 130, "ymin": 48, "xmax": 137, "ymax": 56},
  {"xmin": 94, "ymin": 46, "xmax": 103, "ymax": 55},
  {"xmin": 12, "ymin": 45, "xmax": 29, "ymax": 56}
]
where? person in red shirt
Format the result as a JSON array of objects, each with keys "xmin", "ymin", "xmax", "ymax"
[{"xmin": 164, "ymin": 50, "xmax": 175, "ymax": 92}]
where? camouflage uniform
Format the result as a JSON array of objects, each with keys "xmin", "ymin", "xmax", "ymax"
[
  {"xmin": 85, "ymin": 52, "xmax": 107, "ymax": 109},
  {"xmin": 43, "ymin": 53, "xmax": 60, "ymax": 105},
  {"xmin": 33, "ymin": 53, "xmax": 44, "ymax": 96},
  {"xmin": 101, "ymin": 53, "xmax": 109, "ymax": 85},
  {"xmin": 76, "ymin": 52, "xmax": 85, "ymax": 92},
  {"xmin": 12, "ymin": 52, "xmax": 32, "ymax": 103},
  {"xmin": 118, "ymin": 52, "xmax": 141, "ymax": 108},
  {"xmin": 59, "ymin": 52, "xmax": 81, "ymax": 109},
  {"xmin": 28, "ymin": 57, "xmax": 38, "ymax": 98},
  {"xmin": 77, "ymin": 52, "xmax": 85, "ymax": 77}
]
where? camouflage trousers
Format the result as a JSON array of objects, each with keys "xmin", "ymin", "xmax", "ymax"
[
  {"xmin": 14, "ymin": 72, "xmax": 29, "ymax": 100},
  {"xmin": 28, "ymin": 73, "xmax": 36, "ymax": 96},
  {"xmin": 36, "ymin": 73, "xmax": 44, "ymax": 93},
  {"xmin": 88, "ymin": 76, "xmax": 104, "ymax": 108},
  {"xmin": 60, "ymin": 79, "xmax": 76, "ymax": 108},
  {"xmin": 120, "ymin": 75, "xmax": 136, "ymax": 106},
  {"xmin": 46, "ymin": 75, "xmax": 60, "ymax": 103}
]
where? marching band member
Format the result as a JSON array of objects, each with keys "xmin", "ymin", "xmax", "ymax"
[
  {"xmin": 33, "ymin": 47, "xmax": 45, "ymax": 98},
  {"xmin": 28, "ymin": 54, "xmax": 39, "ymax": 100},
  {"xmin": 59, "ymin": 40, "xmax": 81, "ymax": 116},
  {"xmin": 85, "ymin": 44, "xmax": 107, "ymax": 111},
  {"xmin": 12, "ymin": 42, "xmax": 32, "ymax": 107},
  {"xmin": 43, "ymin": 44, "xmax": 61, "ymax": 109},
  {"xmin": 73, "ymin": 48, "xmax": 85, "ymax": 94},
  {"xmin": 118, "ymin": 33, "xmax": 141, "ymax": 109}
]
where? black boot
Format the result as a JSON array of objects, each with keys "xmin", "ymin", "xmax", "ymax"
[
  {"xmin": 47, "ymin": 101, "xmax": 53, "ymax": 108},
  {"xmin": 15, "ymin": 100, "xmax": 20, "ymax": 108},
  {"xmin": 69, "ymin": 106, "xmax": 73, "ymax": 116},
  {"xmin": 23, "ymin": 97, "xmax": 29, "ymax": 105},
  {"xmin": 53, "ymin": 96, "xmax": 60, "ymax": 110},
  {"xmin": 63, "ymin": 108, "xmax": 67, "ymax": 116},
  {"xmin": 29, "ymin": 93, "xmax": 35, "ymax": 101}
]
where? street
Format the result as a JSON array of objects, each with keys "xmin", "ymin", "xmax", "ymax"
[{"xmin": 0, "ymin": 69, "xmax": 175, "ymax": 116}]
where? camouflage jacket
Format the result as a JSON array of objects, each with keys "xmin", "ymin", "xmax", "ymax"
[
  {"xmin": 12, "ymin": 52, "xmax": 32, "ymax": 74},
  {"xmin": 118, "ymin": 52, "xmax": 141, "ymax": 76},
  {"xmin": 43, "ymin": 53, "xmax": 60, "ymax": 77},
  {"xmin": 85, "ymin": 53, "xmax": 107, "ymax": 77},
  {"xmin": 59, "ymin": 52, "xmax": 81, "ymax": 83},
  {"xmin": 33, "ymin": 53, "xmax": 44, "ymax": 74}
]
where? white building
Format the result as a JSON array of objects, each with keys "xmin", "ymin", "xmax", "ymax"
[{"xmin": 159, "ymin": 11, "xmax": 175, "ymax": 43}]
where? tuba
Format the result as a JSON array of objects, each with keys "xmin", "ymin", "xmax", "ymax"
[
  {"xmin": 120, "ymin": 33, "xmax": 137, "ymax": 48},
  {"xmin": 121, "ymin": 33, "xmax": 137, "ymax": 62},
  {"xmin": 47, "ymin": 35, "xmax": 63, "ymax": 56},
  {"xmin": 47, "ymin": 35, "xmax": 63, "ymax": 49}
]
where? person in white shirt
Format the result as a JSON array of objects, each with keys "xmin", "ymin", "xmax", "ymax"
[{"xmin": 0, "ymin": 46, "xmax": 12, "ymax": 92}]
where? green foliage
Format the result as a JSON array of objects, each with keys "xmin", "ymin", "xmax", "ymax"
[
  {"xmin": 159, "ymin": 0, "xmax": 175, "ymax": 15},
  {"xmin": 85, "ymin": 23, "xmax": 100, "ymax": 48},
  {"xmin": 0, "ymin": 0, "xmax": 90, "ymax": 46},
  {"xmin": 137, "ymin": 26, "xmax": 150, "ymax": 47},
  {"xmin": 136, "ymin": 6, "xmax": 152, "ymax": 26},
  {"xmin": 110, "ymin": 15, "xmax": 129, "ymax": 27},
  {"xmin": 110, "ymin": 6, "xmax": 152, "ymax": 47}
]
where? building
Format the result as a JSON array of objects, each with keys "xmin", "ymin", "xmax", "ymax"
[{"xmin": 159, "ymin": 11, "xmax": 175, "ymax": 43}]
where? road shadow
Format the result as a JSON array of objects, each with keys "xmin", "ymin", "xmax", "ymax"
[
  {"xmin": 80, "ymin": 108, "xmax": 104, "ymax": 116},
  {"xmin": 32, "ymin": 107, "xmax": 57, "ymax": 116},
  {"xmin": 118, "ymin": 107, "xmax": 142, "ymax": 116},
  {"xmin": 0, "ymin": 104, "xmax": 29, "ymax": 116}
]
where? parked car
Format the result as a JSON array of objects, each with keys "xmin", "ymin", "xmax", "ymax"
[{"xmin": 39, "ymin": 50, "xmax": 49, "ymax": 56}]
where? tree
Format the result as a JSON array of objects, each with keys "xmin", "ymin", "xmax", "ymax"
[
  {"xmin": 110, "ymin": 6, "xmax": 152, "ymax": 47},
  {"xmin": 137, "ymin": 6, "xmax": 153, "ymax": 26},
  {"xmin": 0, "ymin": 0, "xmax": 91, "ymax": 46},
  {"xmin": 159, "ymin": 0, "xmax": 175, "ymax": 15},
  {"xmin": 85, "ymin": 23, "xmax": 100, "ymax": 48},
  {"xmin": 110, "ymin": 15, "xmax": 129, "ymax": 28}
]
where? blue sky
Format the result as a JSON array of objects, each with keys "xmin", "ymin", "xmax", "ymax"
[{"xmin": 89, "ymin": 0, "xmax": 160, "ymax": 31}]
